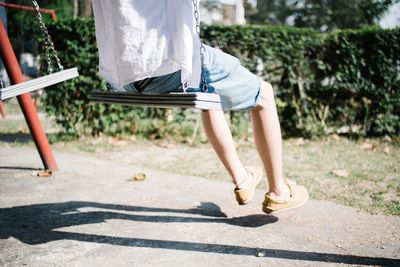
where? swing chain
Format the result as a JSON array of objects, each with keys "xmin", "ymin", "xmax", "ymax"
[
  {"xmin": 31, "ymin": 0, "xmax": 63, "ymax": 74},
  {"xmin": 193, "ymin": 0, "xmax": 208, "ymax": 93}
]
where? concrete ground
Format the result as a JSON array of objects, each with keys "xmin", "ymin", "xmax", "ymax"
[{"xmin": 0, "ymin": 144, "xmax": 399, "ymax": 266}]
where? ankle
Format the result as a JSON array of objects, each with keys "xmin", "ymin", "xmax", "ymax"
[
  {"xmin": 235, "ymin": 175, "xmax": 250, "ymax": 189},
  {"xmin": 268, "ymin": 183, "xmax": 290, "ymax": 200},
  {"xmin": 234, "ymin": 170, "xmax": 251, "ymax": 189}
]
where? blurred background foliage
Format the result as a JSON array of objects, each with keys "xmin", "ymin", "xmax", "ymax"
[
  {"xmin": 39, "ymin": 20, "xmax": 399, "ymax": 140},
  {"xmin": 245, "ymin": 0, "xmax": 399, "ymax": 31}
]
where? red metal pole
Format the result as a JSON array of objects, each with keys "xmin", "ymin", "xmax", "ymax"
[
  {"xmin": 0, "ymin": 20, "xmax": 58, "ymax": 171},
  {"xmin": 0, "ymin": 2, "xmax": 57, "ymax": 20},
  {"xmin": 0, "ymin": 100, "xmax": 5, "ymax": 118}
]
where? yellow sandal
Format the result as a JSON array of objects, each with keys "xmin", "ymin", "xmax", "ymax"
[
  {"xmin": 234, "ymin": 166, "xmax": 263, "ymax": 205},
  {"xmin": 262, "ymin": 180, "xmax": 309, "ymax": 214}
]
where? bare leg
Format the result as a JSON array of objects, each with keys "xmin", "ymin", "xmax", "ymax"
[
  {"xmin": 251, "ymin": 81, "xmax": 290, "ymax": 199},
  {"xmin": 201, "ymin": 110, "xmax": 248, "ymax": 186}
]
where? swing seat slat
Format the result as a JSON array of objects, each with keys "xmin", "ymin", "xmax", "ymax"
[
  {"xmin": 90, "ymin": 91, "xmax": 223, "ymax": 110},
  {"xmin": 0, "ymin": 67, "xmax": 79, "ymax": 100}
]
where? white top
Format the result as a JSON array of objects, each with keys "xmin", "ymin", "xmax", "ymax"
[{"xmin": 92, "ymin": 0, "xmax": 201, "ymax": 88}]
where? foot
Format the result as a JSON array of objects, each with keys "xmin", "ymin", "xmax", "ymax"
[
  {"xmin": 234, "ymin": 166, "xmax": 263, "ymax": 205},
  {"xmin": 262, "ymin": 180, "xmax": 309, "ymax": 214}
]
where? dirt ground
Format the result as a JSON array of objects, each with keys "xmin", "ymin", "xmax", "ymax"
[{"xmin": 0, "ymin": 144, "xmax": 399, "ymax": 266}]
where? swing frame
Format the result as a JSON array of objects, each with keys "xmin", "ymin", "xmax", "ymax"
[{"xmin": 0, "ymin": 1, "xmax": 78, "ymax": 171}]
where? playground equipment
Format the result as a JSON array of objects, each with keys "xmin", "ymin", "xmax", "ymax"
[
  {"xmin": 0, "ymin": 1, "xmax": 79, "ymax": 101},
  {"xmin": 0, "ymin": 1, "xmax": 79, "ymax": 170},
  {"xmin": 0, "ymin": 0, "xmax": 220, "ymax": 171}
]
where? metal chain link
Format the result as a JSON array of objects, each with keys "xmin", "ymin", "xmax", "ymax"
[
  {"xmin": 193, "ymin": 0, "xmax": 208, "ymax": 92},
  {"xmin": 31, "ymin": 0, "xmax": 63, "ymax": 74}
]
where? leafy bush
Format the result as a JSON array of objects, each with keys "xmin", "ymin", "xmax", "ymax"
[
  {"xmin": 41, "ymin": 19, "xmax": 399, "ymax": 139},
  {"xmin": 202, "ymin": 24, "xmax": 400, "ymax": 137}
]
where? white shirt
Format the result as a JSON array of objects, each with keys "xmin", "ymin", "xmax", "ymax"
[{"xmin": 92, "ymin": 0, "xmax": 201, "ymax": 88}]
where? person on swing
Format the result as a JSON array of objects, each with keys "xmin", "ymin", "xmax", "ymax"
[{"xmin": 91, "ymin": 0, "xmax": 309, "ymax": 214}]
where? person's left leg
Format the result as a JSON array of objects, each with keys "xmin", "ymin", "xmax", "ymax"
[
  {"xmin": 250, "ymin": 81, "xmax": 289, "ymax": 200},
  {"xmin": 251, "ymin": 81, "xmax": 309, "ymax": 213}
]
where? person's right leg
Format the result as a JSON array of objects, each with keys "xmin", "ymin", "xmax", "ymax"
[
  {"xmin": 251, "ymin": 81, "xmax": 309, "ymax": 213},
  {"xmin": 250, "ymin": 81, "xmax": 290, "ymax": 200}
]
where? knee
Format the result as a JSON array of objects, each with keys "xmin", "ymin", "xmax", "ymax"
[
  {"xmin": 262, "ymin": 81, "xmax": 274, "ymax": 97},
  {"xmin": 258, "ymin": 81, "xmax": 275, "ymax": 107}
]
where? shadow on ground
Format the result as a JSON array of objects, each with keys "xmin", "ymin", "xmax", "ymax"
[
  {"xmin": 0, "ymin": 166, "xmax": 42, "ymax": 171},
  {"xmin": 0, "ymin": 201, "xmax": 398, "ymax": 266},
  {"xmin": 0, "ymin": 133, "xmax": 32, "ymax": 143}
]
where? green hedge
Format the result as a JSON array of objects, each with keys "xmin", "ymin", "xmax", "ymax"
[
  {"xmin": 41, "ymin": 19, "xmax": 400, "ymax": 139},
  {"xmin": 202, "ymin": 25, "xmax": 400, "ymax": 137}
]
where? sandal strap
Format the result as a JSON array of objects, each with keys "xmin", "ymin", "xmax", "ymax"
[
  {"xmin": 285, "ymin": 180, "xmax": 295, "ymax": 198},
  {"xmin": 264, "ymin": 193, "xmax": 287, "ymax": 204},
  {"xmin": 264, "ymin": 179, "xmax": 296, "ymax": 204},
  {"xmin": 234, "ymin": 166, "xmax": 261, "ymax": 190}
]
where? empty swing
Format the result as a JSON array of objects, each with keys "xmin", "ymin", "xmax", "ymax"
[
  {"xmin": 90, "ymin": 0, "xmax": 222, "ymax": 110},
  {"xmin": 0, "ymin": 0, "xmax": 79, "ymax": 101}
]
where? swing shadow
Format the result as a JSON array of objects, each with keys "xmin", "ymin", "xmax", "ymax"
[
  {"xmin": 0, "ymin": 133, "xmax": 32, "ymax": 143},
  {"xmin": 0, "ymin": 166, "xmax": 41, "ymax": 171},
  {"xmin": 0, "ymin": 201, "xmax": 398, "ymax": 266}
]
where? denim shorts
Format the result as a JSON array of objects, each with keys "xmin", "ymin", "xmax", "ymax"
[{"xmin": 112, "ymin": 44, "xmax": 263, "ymax": 111}]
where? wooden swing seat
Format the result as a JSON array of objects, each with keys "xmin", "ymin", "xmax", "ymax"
[
  {"xmin": 0, "ymin": 67, "xmax": 79, "ymax": 100},
  {"xmin": 90, "ymin": 90, "xmax": 222, "ymax": 110}
]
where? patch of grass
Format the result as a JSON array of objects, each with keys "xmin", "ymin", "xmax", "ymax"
[
  {"xmin": 1, "ymin": 97, "xmax": 46, "ymax": 113},
  {"xmin": 280, "ymin": 138, "xmax": 399, "ymax": 216},
  {"xmin": 0, "ymin": 98, "xmax": 61, "ymax": 144},
  {"xmin": 0, "ymin": 119, "xmax": 29, "ymax": 133},
  {"xmin": 0, "ymin": 98, "xmax": 21, "ymax": 114}
]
